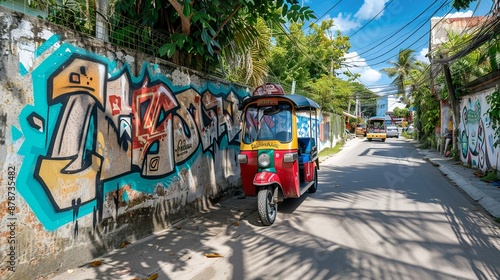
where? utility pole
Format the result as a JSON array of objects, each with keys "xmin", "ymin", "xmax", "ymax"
[
  {"xmin": 355, "ymin": 93, "xmax": 360, "ymax": 117},
  {"xmin": 96, "ymin": 0, "xmax": 109, "ymax": 42},
  {"xmin": 442, "ymin": 62, "xmax": 459, "ymax": 154}
]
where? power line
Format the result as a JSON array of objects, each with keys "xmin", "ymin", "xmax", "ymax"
[
  {"xmin": 350, "ymin": 1, "xmax": 453, "ymax": 66},
  {"xmin": 349, "ymin": 0, "xmax": 395, "ymax": 37},
  {"xmin": 432, "ymin": 3, "xmax": 499, "ymax": 63},
  {"xmin": 353, "ymin": 0, "xmax": 439, "ymax": 58},
  {"xmin": 271, "ymin": 1, "xmax": 496, "ymax": 100},
  {"xmin": 312, "ymin": 0, "xmax": 344, "ymax": 25}
]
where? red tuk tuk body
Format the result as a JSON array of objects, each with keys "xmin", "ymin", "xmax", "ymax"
[
  {"xmin": 239, "ymin": 149, "xmax": 299, "ymax": 197},
  {"xmin": 238, "ymin": 84, "xmax": 320, "ymax": 225}
]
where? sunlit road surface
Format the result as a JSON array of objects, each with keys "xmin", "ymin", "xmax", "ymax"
[
  {"xmin": 56, "ymin": 137, "xmax": 500, "ymax": 280},
  {"xmin": 191, "ymin": 137, "xmax": 500, "ymax": 280}
]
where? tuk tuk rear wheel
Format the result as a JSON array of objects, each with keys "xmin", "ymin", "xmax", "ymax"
[
  {"xmin": 257, "ymin": 187, "xmax": 277, "ymax": 226},
  {"xmin": 308, "ymin": 167, "xmax": 318, "ymax": 193}
]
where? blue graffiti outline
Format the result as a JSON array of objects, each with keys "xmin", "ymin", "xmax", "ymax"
[{"xmin": 15, "ymin": 41, "xmax": 249, "ymax": 230}]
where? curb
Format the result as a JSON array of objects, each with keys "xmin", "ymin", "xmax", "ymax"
[{"xmin": 427, "ymin": 157, "xmax": 500, "ymax": 219}]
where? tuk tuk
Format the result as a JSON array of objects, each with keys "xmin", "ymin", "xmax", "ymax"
[
  {"xmin": 366, "ymin": 116, "xmax": 387, "ymax": 141},
  {"xmin": 238, "ymin": 83, "xmax": 320, "ymax": 225}
]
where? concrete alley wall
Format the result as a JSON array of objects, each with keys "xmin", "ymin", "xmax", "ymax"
[{"xmin": 0, "ymin": 6, "xmax": 248, "ymax": 279}]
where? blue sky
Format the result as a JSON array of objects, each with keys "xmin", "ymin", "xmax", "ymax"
[{"xmin": 306, "ymin": 0, "xmax": 495, "ymax": 94}]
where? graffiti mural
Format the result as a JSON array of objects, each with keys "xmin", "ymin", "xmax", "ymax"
[
  {"xmin": 460, "ymin": 95, "xmax": 498, "ymax": 170},
  {"xmin": 320, "ymin": 120, "xmax": 330, "ymax": 142},
  {"xmin": 14, "ymin": 37, "xmax": 248, "ymax": 230},
  {"xmin": 297, "ymin": 112, "xmax": 321, "ymax": 139}
]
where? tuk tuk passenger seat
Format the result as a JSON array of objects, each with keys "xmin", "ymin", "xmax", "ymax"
[{"xmin": 298, "ymin": 137, "xmax": 316, "ymax": 164}]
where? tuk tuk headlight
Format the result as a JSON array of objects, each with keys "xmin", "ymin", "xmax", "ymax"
[
  {"xmin": 283, "ymin": 152, "xmax": 297, "ymax": 163},
  {"xmin": 238, "ymin": 154, "xmax": 247, "ymax": 164},
  {"xmin": 258, "ymin": 153, "xmax": 271, "ymax": 168}
]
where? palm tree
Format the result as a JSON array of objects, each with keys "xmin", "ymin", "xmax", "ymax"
[
  {"xmin": 438, "ymin": 31, "xmax": 491, "ymax": 89},
  {"xmin": 222, "ymin": 17, "xmax": 271, "ymax": 88},
  {"xmin": 381, "ymin": 49, "xmax": 416, "ymax": 105},
  {"xmin": 407, "ymin": 60, "xmax": 438, "ymax": 142}
]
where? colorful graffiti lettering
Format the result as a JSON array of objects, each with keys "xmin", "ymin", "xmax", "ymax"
[{"xmin": 14, "ymin": 38, "xmax": 248, "ymax": 230}]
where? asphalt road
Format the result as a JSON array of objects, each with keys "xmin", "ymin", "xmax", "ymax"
[
  {"xmin": 208, "ymin": 137, "xmax": 500, "ymax": 280},
  {"xmin": 51, "ymin": 137, "xmax": 500, "ymax": 280},
  {"xmin": 301, "ymin": 137, "xmax": 500, "ymax": 279}
]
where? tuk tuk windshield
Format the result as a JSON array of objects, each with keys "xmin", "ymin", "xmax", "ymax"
[
  {"xmin": 367, "ymin": 118, "xmax": 386, "ymax": 133},
  {"xmin": 242, "ymin": 103, "xmax": 292, "ymax": 143}
]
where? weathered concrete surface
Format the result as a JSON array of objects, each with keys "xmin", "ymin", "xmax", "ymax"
[{"xmin": 0, "ymin": 6, "xmax": 246, "ymax": 279}]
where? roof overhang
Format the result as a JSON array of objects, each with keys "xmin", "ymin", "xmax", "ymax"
[{"xmin": 343, "ymin": 112, "xmax": 357, "ymax": 118}]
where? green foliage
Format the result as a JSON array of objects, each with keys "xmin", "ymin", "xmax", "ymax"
[
  {"xmin": 488, "ymin": 36, "xmax": 500, "ymax": 72},
  {"xmin": 267, "ymin": 19, "xmax": 360, "ymax": 113},
  {"xmin": 401, "ymin": 131, "xmax": 414, "ymax": 139},
  {"xmin": 159, "ymin": 43, "xmax": 177, "ymax": 58},
  {"xmin": 347, "ymin": 117, "xmax": 359, "ymax": 133},
  {"xmin": 452, "ymin": 0, "xmax": 475, "ymax": 10},
  {"xmin": 486, "ymin": 87, "xmax": 500, "ymax": 147},
  {"xmin": 223, "ymin": 17, "xmax": 271, "ymax": 87},
  {"xmin": 268, "ymin": 20, "xmax": 350, "ymax": 94},
  {"xmin": 268, "ymin": 22, "xmax": 312, "ymax": 90},
  {"xmin": 417, "ymin": 88, "xmax": 440, "ymax": 139},
  {"xmin": 408, "ymin": 60, "xmax": 440, "ymax": 143},
  {"xmin": 31, "ymin": 0, "xmax": 95, "ymax": 35},
  {"xmin": 480, "ymin": 169, "xmax": 499, "ymax": 183},
  {"xmin": 351, "ymin": 82, "xmax": 378, "ymax": 117},
  {"xmin": 308, "ymin": 20, "xmax": 351, "ymax": 73},
  {"xmin": 135, "ymin": 0, "xmax": 316, "ymax": 70},
  {"xmin": 418, "ymin": 134, "xmax": 437, "ymax": 149},
  {"xmin": 484, "ymin": 40, "xmax": 500, "ymax": 149},
  {"xmin": 30, "ymin": 0, "xmax": 316, "ymax": 74},
  {"xmin": 307, "ymin": 75, "xmax": 353, "ymax": 114},
  {"xmin": 393, "ymin": 107, "xmax": 409, "ymax": 117},
  {"xmin": 381, "ymin": 49, "xmax": 416, "ymax": 105},
  {"xmin": 438, "ymin": 32, "xmax": 492, "ymax": 94}
]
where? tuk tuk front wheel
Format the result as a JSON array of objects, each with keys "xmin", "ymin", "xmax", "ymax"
[{"xmin": 257, "ymin": 187, "xmax": 277, "ymax": 226}]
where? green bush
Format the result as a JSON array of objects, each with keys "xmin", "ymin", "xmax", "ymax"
[
  {"xmin": 480, "ymin": 169, "xmax": 499, "ymax": 183},
  {"xmin": 418, "ymin": 135, "xmax": 437, "ymax": 149},
  {"xmin": 402, "ymin": 131, "xmax": 414, "ymax": 139}
]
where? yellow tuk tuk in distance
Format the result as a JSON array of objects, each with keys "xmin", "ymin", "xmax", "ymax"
[{"xmin": 366, "ymin": 116, "xmax": 387, "ymax": 142}]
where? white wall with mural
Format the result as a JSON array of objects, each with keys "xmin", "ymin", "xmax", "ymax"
[{"xmin": 459, "ymin": 88, "xmax": 499, "ymax": 171}]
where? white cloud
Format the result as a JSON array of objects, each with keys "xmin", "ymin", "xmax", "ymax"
[
  {"xmin": 331, "ymin": 13, "xmax": 360, "ymax": 33},
  {"xmin": 416, "ymin": 48, "xmax": 429, "ymax": 63},
  {"xmin": 341, "ymin": 52, "xmax": 382, "ymax": 85},
  {"xmin": 358, "ymin": 68, "xmax": 383, "ymax": 84},
  {"xmin": 331, "ymin": 0, "xmax": 391, "ymax": 33},
  {"xmin": 355, "ymin": 0, "xmax": 390, "ymax": 20}
]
